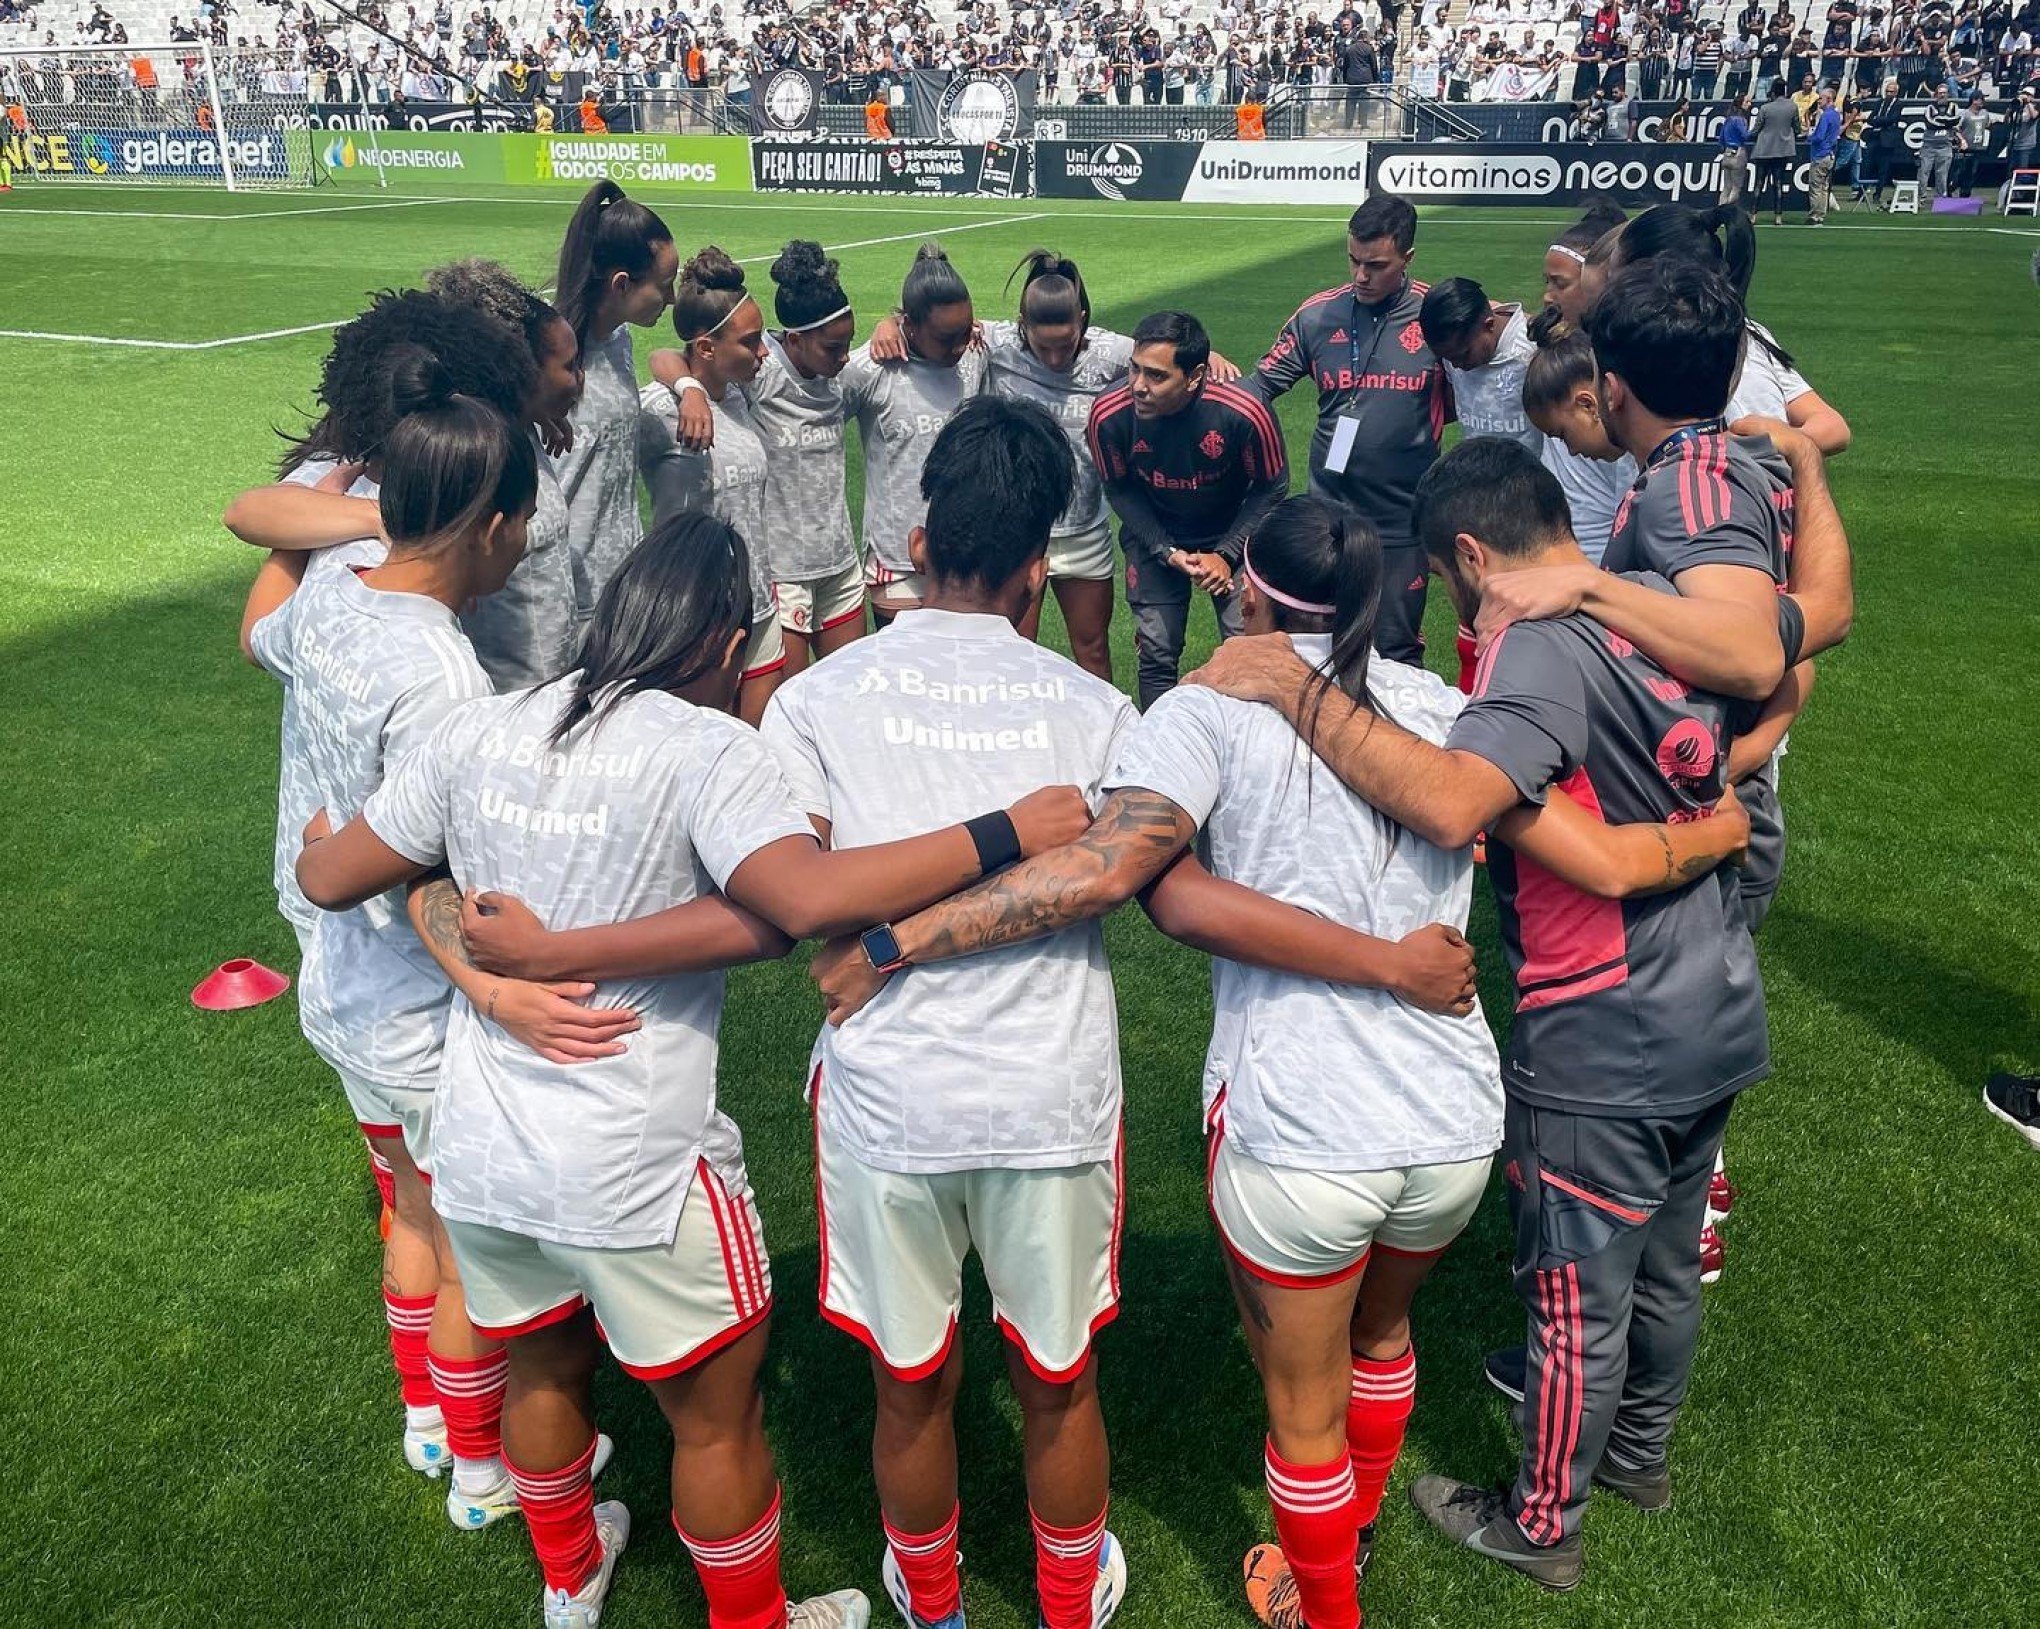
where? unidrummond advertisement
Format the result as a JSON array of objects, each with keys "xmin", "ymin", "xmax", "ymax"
[
  {"xmin": 752, "ymin": 138, "xmax": 1033, "ymax": 198},
  {"xmin": 1036, "ymin": 139, "xmax": 1370, "ymax": 204},
  {"xmin": 501, "ymin": 133, "xmax": 752, "ymax": 189},
  {"xmin": 1367, "ymin": 142, "xmax": 1809, "ymax": 208},
  {"xmin": 0, "ymin": 126, "xmax": 294, "ymax": 180}
]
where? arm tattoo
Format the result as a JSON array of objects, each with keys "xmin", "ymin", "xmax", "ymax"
[
  {"xmin": 907, "ymin": 790, "xmax": 1192, "ymax": 964},
  {"xmin": 413, "ymin": 874, "xmax": 473, "ymax": 968},
  {"xmin": 1653, "ymin": 825, "xmax": 1678, "ymax": 889}
]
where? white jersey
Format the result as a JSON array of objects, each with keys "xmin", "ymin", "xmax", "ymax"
[
  {"xmin": 748, "ymin": 334, "xmax": 858, "ymax": 582},
  {"xmin": 460, "ymin": 433, "xmax": 579, "ymax": 690},
  {"xmin": 1104, "ymin": 637, "xmax": 1502, "ymax": 1173},
  {"xmin": 637, "ymin": 382, "xmax": 775, "ymax": 618},
  {"xmin": 268, "ymin": 458, "xmax": 385, "ymax": 934},
  {"xmin": 557, "ymin": 325, "xmax": 645, "ymax": 619},
  {"xmin": 839, "ymin": 345, "xmax": 986, "ymax": 574},
  {"xmin": 1442, "ymin": 305, "xmax": 1541, "ymax": 448},
  {"xmin": 363, "ymin": 678, "xmax": 814, "ymax": 1248},
  {"xmin": 1540, "ymin": 439, "xmax": 1636, "ymax": 566},
  {"xmin": 1727, "ymin": 319, "xmax": 1812, "ymax": 425},
  {"xmin": 981, "ymin": 320, "xmax": 1134, "ymax": 539},
  {"xmin": 759, "ymin": 609, "xmax": 1137, "ymax": 1175},
  {"xmin": 250, "ymin": 566, "xmax": 493, "ymax": 1087}
]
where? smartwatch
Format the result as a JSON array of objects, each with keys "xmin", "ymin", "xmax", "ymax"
[{"xmin": 860, "ymin": 923, "xmax": 909, "ymax": 974}]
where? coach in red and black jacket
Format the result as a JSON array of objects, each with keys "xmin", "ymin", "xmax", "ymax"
[
  {"xmin": 1251, "ymin": 192, "xmax": 1453, "ymax": 664},
  {"xmin": 1088, "ymin": 309, "xmax": 1289, "ymax": 709}
]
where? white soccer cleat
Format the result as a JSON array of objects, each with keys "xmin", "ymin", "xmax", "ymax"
[
  {"xmin": 448, "ymin": 1433, "xmax": 616, "ymax": 1531},
  {"xmin": 403, "ymin": 1414, "xmax": 450, "ymax": 1478},
  {"xmin": 882, "ymin": 1544, "xmax": 966, "ymax": 1628},
  {"xmin": 788, "ymin": 1588, "xmax": 873, "ymax": 1628},
  {"xmin": 541, "ymin": 1500, "xmax": 630, "ymax": 1629},
  {"xmin": 1087, "ymin": 1531, "xmax": 1129, "ymax": 1629}
]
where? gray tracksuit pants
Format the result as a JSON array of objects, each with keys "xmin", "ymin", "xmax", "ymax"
[{"xmin": 1503, "ymin": 1092, "xmax": 1736, "ymax": 1546}]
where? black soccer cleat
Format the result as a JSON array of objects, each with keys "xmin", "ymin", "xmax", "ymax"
[
  {"xmin": 1409, "ymin": 1477, "xmax": 1583, "ymax": 1591},
  {"xmin": 1985, "ymin": 1074, "xmax": 2040, "ymax": 1151}
]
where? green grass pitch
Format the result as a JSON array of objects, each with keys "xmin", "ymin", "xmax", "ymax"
[{"xmin": 2, "ymin": 182, "xmax": 2036, "ymax": 1628}]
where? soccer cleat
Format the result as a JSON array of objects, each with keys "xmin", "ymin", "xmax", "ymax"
[
  {"xmin": 788, "ymin": 1589, "xmax": 873, "ymax": 1628},
  {"xmin": 1699, "ymin": 1224, "xmax": 1725, "ymax": 1285},
  {"xmin": 1356, "ymin": 1520, "xmax": 1375, "ymax": 1581},
  {"xmin": 404, "ymin": 1414, "xmax": 450, "ymax": 1478},
  {"xmin": 1705, "ymin": 1169, "xmax": 1738, "ymax": 1225},
  {"xmin": 1241, "ymin": 1543, "xmax": 1305, "ymax": 1629},
  {"xmin": 1482, "ymin": 1345, "xmax": 1527, "ymax": 1405},
  {"xmin": 450, "ymin": 1434, "xmax": 616, "ymax": 1530},
  {"xmin": 542, "ymin": 1500, "xmax": 630, "ymax": 1629},
  {"xmin": 1408, "ymin": 1477, "xmax": 1582, "ymax": 1591},
  {"xmin": 1077, "ymin": 1530, "xmax": 1128, "ymax": 1629},
  {"xmin": 880, "ymin": 1545, "xmax": 966, "ymax": 1629},
  {"xmin": 1592, "ymin": 1453, "xmax": 1672, "ymax": 1513},
  {"xmin": 1984, "ymin": 1074, "xmax": 2040, "ymax": 1151}
]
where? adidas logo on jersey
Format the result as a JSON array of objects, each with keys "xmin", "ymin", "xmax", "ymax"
[
  {"xmin": 1131, "ymin": 438, "xmax": 1152, "ymax": 454},
  {"xmin": 1329, "ymin": 328, "xmax": 1350, "ymax": 345}
]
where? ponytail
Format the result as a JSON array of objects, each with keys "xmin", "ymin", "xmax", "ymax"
[
  {"xmin": 554, "ymin": 179, "xmax": 673, "ymax": 346},
  {"xmin": 546, "ymin": 511, "xmax": 753, "ymax": 747},
  {"xmin": 902, "ymin": 242, "xmax": 971, "ymax": 325},
  {"xmin": 377, "ymin": 353, "xmax": 538, "ymax": 555},
  {"xmin": 1006, "ymin": 247, "xmax": 1091, "ymax": 332}
]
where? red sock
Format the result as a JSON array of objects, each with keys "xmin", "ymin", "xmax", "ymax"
[
  {"xmin": 505, "ymin": 1437, "xmax": 602, "ymax": 1596},
  {"xmin": 1032, "ymin": 1504, "xmax": 1107, "ymax": 1629},
  {"xmin": 676, "ymin": 1487, "xmax": 788, "ymax": 1629},
  {"xmin": 427, "ymin": 1347, "xmax": 506, "ymax": 1462},
  {"xmin": 1455, "ymin": 625, "xmax": 1479, "ymax": 694},
  {"xmin": 367, "ymin": 1142, "xmax": 396, "ymax": 1210},
  {"xmin": 883, "ymin": 1505, "xmax": 962, "ymax": 1624},
  {"xmin": 382, "ymin": 1290, "xmax": 437, "ymax": 1409},
  {"xmin": 1347, "ymin": 1346, "xmax": 1417, "ymax": 1527},
  {"xmin": 1264, "ymin": 1441, "xmax": 1360, "ymax": 1629}
]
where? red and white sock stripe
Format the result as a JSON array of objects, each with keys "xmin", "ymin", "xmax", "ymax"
[
  {"xmin": 1350, "ymin": 1352, "xmax": 1417, "ymax": 1403},
  {"xmin": 1031, "ymin": 1506, "xmax": 1107, "ymax": 1560},
  {"xmin": 884, "ymin": 1506, "xmax": 960, "ymax": 1558},
  {"xmin": 383, "ymin": 1293, "xmax": 435, "ymax": 1334},
  {"xmin": 427, "ymin": 1350, "xmax": 508, "ymax": 1395},
  {"xmin": 1265, "ymin": 1446, "xmax": 1356, "ymax": 1515},
  {"xmin": 678, "ymin": 1501, "xmax": 781, "ymax": 1571}
]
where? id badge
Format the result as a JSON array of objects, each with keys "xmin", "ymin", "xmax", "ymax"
[{"xmin": 1325, "ymin": 414, "xmax": 1362, "ymax": 475}]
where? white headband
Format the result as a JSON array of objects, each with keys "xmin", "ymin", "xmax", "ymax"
[
  {"xmin": 1548, "ymin": 243, "xmax": 1587, "ymax": 264},
  {"xmin": 785, "ymin": 302, "xmax": 852, "ymax": 333}
]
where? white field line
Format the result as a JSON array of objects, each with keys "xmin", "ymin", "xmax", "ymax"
[
  {"xmin": 0, "ymin": 211, "xmax": 1046, "ymax": 349},
  {"xmin": 0, "ymin": 196, "xmax": 446, "ymax": 220}
]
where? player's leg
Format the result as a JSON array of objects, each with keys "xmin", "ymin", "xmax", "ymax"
[
  {"xmin": 973, "ymin": 1156, "xmax": 1125, "ymax": 1629},
  {"xmin": 738, "ymin": 607, "xmax": 786, "ymax": 729},
  {"xmin": 816, "ymin": 1110, "xmax": 971, "ymax": 1627},
  {"xmin": 866, "ymin": 555, "xmax": 927, "ymax": 629},
  {"xmin": 1372, "ymin": 544, "xmax": 1430, "ymax": 664},
  {"xmin": 1052, "ymin": 574, "xmax": 1115, "ymax": 683},
  {"xmin": 348, "ymin": 1090, "xmax": 446, "ymax": 1474},
  {"xmin": 1600, "ymin": 1099, "xmax": 1734, "ymax": 1506},
  {"xmin": 811, "ymin": 559, "xmax": 870, "ymax": 658}
]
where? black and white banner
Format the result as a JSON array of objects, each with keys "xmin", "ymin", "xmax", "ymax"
[
  {"xmin": 1367, "ymin": 141, "xmax": 1812, "ymax": 207},
  {"xmin": 1036, "ymin": 139, "xmax": 1371, "ymax": 204},
  {"xmin": 906, "ymin": 70, "xmax": 1041, "ymax": 144},
  {"xmin": 751, "ymin": 138, "xmax": 1033, "ymax": 197},
  {"xmin": 751, "ymin": 67, "xmax": 824, "ymax": 136},
  {"xmin": 276, "ymin": 99, "xmax": 526, "ymax": 133}
]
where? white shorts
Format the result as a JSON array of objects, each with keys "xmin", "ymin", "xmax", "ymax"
[
  {"xmin": 742, "ymin": 607, "xmax": 786, "ymax": 682},
  {"xmin": 1047, "ymin": 524, "xmax": 1115, "ymax": 582},
  {"xmin": 445, "ymin": 1157, "xmax": 772, "ymax": 1379},
  {"xmin": 778, "ymin": 559, "xmax": 867, "ymax": 636},
  {"xmin": 1208, "ymin": 1120, "xmax": 1491, "ymax": 1290},
  {"xmin": 339, "ymin": 1067, "xmax": 435, "ymax": 1177},
  {"xmin": 814, "ymin": 1092, "xmax": 1122, "ymax": 1384},
  {"xmin": 863, "ymin": 553, "xmax": 928, "ymax": 612}
]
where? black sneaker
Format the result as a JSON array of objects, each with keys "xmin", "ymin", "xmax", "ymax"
[
  {"xmin": 1408, "ymin": 1477, "xmax": 1583, "ymax": 1591},
  {"xmin": 1355, "ymin": 1521, "xmax": 1375, "ymax": 1581},
  {"xmin": 1985, "ymin": 1074, "xmax": 2040, "ymax": 1150},
  {"xmin": 1593, "ymin": 1452, "xmax": 1673, "ymax": 1513},
  {"xmin": 1483, "ymin": 1345, "xmax": 1527, "ymax": 1404}
]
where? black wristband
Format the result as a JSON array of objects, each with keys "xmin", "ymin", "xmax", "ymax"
[{"xmin": 965, "ymin": 810, "xmax": 1023, "ymax": 875}]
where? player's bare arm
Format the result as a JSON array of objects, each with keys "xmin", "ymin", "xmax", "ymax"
[
  {"xmin": 647, "ymin": 346, "xmax": 717, "ymax": 449},
  {"xmin": 457, "ymin": 887, "xmax": 794, "ymax": 984},
  {"xmin": 222, "ymin": 479, "xmax": 381, "ymax": 552},
  {"xmin": 1729, "ymin": 661, "xmax": 1816, "ymax": 783},
  {"xmin": 1735, "ymin": 416, "xmax": 1854, "ymax": 658},
  {"xmin": 296, "ymin": 806, "xmax": 429, "ymax": 911},
  {"xmin": 1496, "ymin": 784, "xmax": 1751, "ymax": 898}
]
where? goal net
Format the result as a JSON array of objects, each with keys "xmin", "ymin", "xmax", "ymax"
[{"xmin": 0, "ymin": 41, "xmax": 315, "ymax": 188}]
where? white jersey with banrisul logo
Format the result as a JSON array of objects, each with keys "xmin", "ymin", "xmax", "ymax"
[
  {"xmin": 743, "ymin": 333, "xmax": 860, "ymax": 582},
  {"xmin": 363, "ymin": 678, "xmax": 815, "ymax": 1248},
  {"xmin": 637, "ymin": 382, "xmax": 775, "ymax": 615},
  {"xmin": 981, "ymin": 321, "xmax": 1135, "ymax": 539},
  {"xmin": 759, "ymin": 609, "xmax": 1136, "ymax": 1175},
  {"xmin": 459, "ymin": 432, "xmax": 579, "ymax": 691},
  {"xmin": 251, "ymin": 566, "xmax": 493, "ymax": 1088},
  {"xmin": 557, "ymin": 325, "xmax": 645, "ymax": 619},
  {"xmin": 839, "ymin": 344, "xmax": 986, "ymax": 574},
  {"xmin": 1104, "ymin": 636, "xmax": 1503, "ymax": 1173},
  {"xmin": 1440, "ymin": 304, "xmax": 1541, "ymax": 449}
]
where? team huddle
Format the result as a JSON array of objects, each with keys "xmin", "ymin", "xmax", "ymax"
[{"xmin": 233, "ymin": 179, "xmax": 1856, "ymax": 1629}]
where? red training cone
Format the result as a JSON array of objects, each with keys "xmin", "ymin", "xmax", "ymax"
[{"xmin": 192, "ymin": 958, "xmax": 291, "ymax": 1011}]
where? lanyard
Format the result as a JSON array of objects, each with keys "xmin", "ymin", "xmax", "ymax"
[
  {"xmin": 1645, "ymin": 418, "xmax": 1725, "ymax": 470},
  {"xmin": 1346, "ymin": 283, "xmax": 1400, "ymax": 387}
]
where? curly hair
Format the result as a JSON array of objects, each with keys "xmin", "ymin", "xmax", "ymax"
[
  {"xmin": 425, "ymin": 257, "xmax": 562, "ymax": 385},
  {"xmin": 279, "ymin": 288, "xmax": 529, "ymax": 477}
]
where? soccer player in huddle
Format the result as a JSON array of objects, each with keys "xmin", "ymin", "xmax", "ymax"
[
  {"xmin": 1250, "ymin": 192, "xmax": 1451, "ymax": 664},
  {"xmin": 296, "ymin": 501, "xmax": 1096, "ymax": 1629},
  {"xmin": 1188, "ymin": 436, "xmax": 1773, "ymax": 1590},
  {"xmin": 1087, "ymin": 310, "xmax": 1289, "ymax": 709}
]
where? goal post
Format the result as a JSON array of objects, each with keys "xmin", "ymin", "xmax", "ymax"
[{"xmin": 0, "ymin": 40, "xmax": 315, "ymax": 188}]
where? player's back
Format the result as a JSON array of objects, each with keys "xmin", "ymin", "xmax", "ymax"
[
  {"xmin": 761, "ymin": 608, "xmax": 1137, "ymax": 1175},
  {"xmin": 1605, "ymin": 427, "xmax": 1793, "ymax": 585}
]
